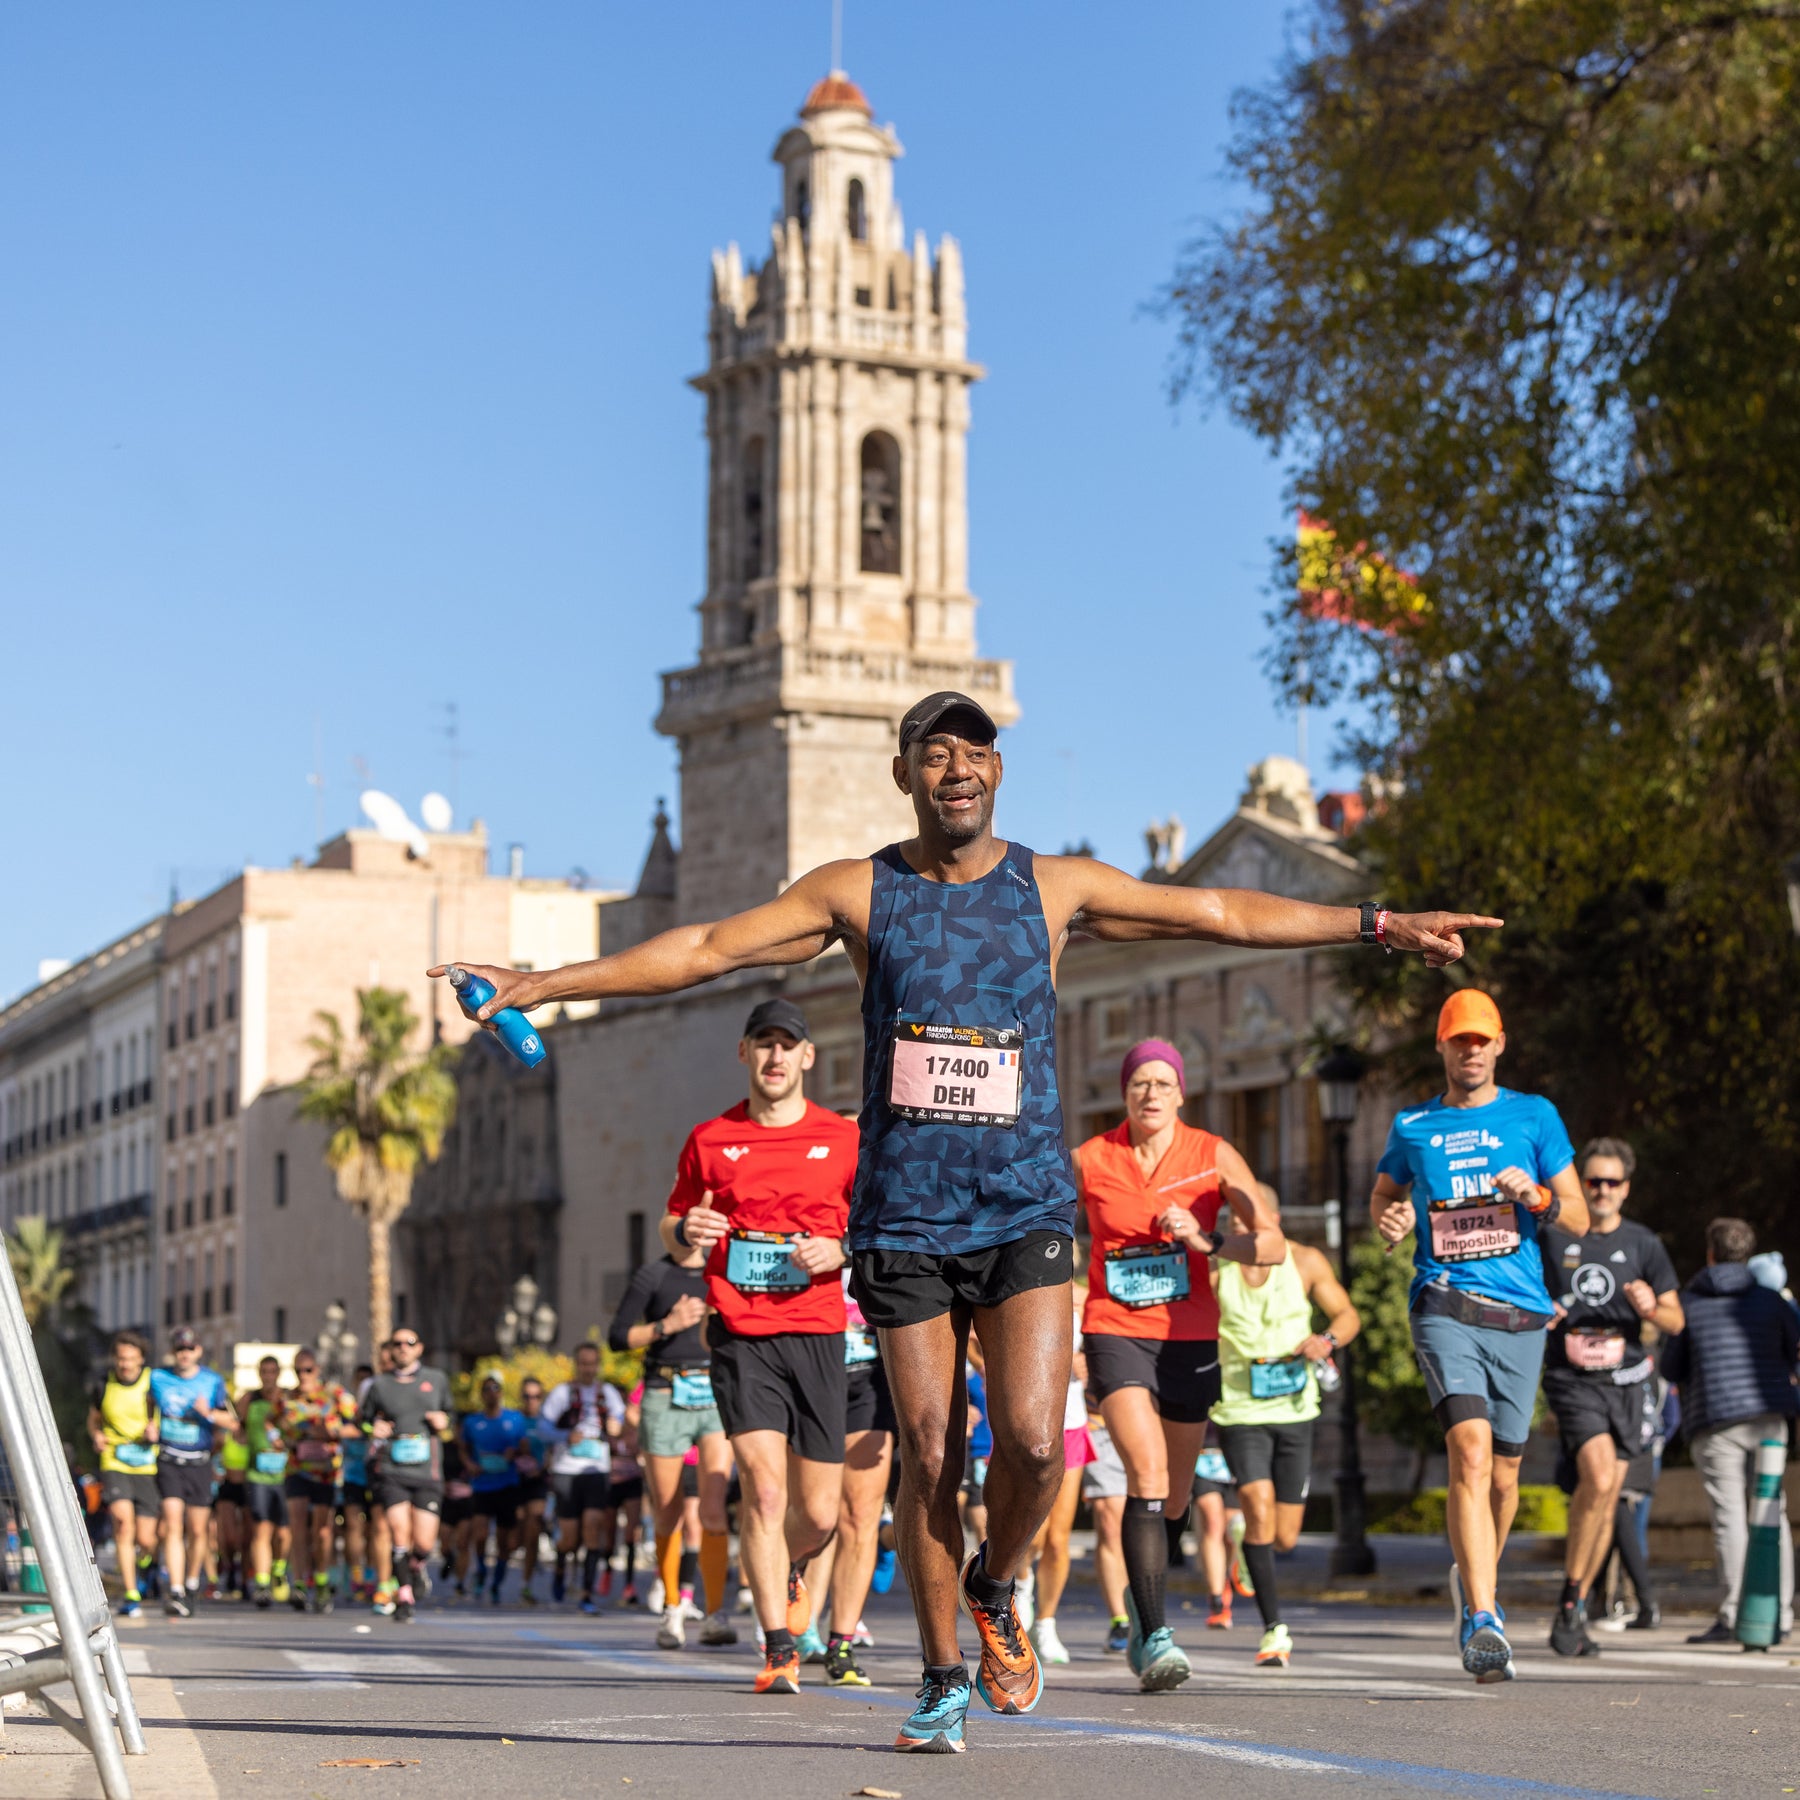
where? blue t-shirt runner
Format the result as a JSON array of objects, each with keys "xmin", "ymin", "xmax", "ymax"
[
  {"xmin": 1378, "ymin": 1088, "xmax": 1576, "ymax": 1314},
  {"xmin": 461, "ymin": 1406, "xmax": 526, "ymax": 1493},
  {"xmin": 149, "ymin": 1364, "xmax": 231, "ymax": 1465}
]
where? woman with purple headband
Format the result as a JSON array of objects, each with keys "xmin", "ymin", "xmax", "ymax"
[{"xmin": 1074, "ymin": 1037, "xmax": 1284, "ymax": 1692}]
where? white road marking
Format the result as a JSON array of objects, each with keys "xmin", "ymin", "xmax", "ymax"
[{"xmin": 120, "ymin": 1647, "xmax": 151, "ymax": 1675}]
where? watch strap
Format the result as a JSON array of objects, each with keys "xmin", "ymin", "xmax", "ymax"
[{"xmin": 1358, "ymin": 901, "xmax": 1381, "ymax": 945}]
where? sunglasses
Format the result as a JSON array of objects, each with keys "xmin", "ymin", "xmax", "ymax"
[
  {"xmin": 391, "ymin": 1337, "xmax": 421, "ymax": 1349},
  {"xmin": 1584, "ymin": 1176, "xmax": 1628, "ymax": 1189}
]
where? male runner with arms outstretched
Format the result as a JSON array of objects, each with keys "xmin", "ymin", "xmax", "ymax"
[{"xmin": 433, "ymin": 690, "xmax": 1497, "ymax": 1752}]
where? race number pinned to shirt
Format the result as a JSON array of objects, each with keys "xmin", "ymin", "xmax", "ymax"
[
  {"xmin": 1427, "ymin": 1197, "xmax": 1522, "ymax": 1263},
  {"xmin": 1102, "ymin": 1244, "xmax": 1192, "ymax": 1310},
  {"xmin": 844, "ymin": 1325, "xmax": 879, "ymax": 1367},
  {"xmin": 725, "ymin": 1230, "xmax": 810, "ymax": 1293},
  {"xmin": 887, "ymin": 1023, "xmax": 1023, "ymax": 1127},
  {"xmin": 1564, "ymin": 1330, "xmax": 1626, "ymax": 1372}
]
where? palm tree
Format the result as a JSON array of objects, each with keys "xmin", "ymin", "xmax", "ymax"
[
  {"xmin": 6, "ymin": 1214, "xmax": 74, "ymax": 1329},
  {"xmin": 297, "ymin": 986, "xmax": 458, "ymax": 1349}
]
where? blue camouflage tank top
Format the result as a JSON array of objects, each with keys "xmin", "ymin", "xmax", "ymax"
[{"xmin": 850, "ymin": 842, "xmax": 1078, "ymax": 1254}]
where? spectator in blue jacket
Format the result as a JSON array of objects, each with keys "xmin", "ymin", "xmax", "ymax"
[{"xmin": 1660, "ymin": 1217, "xmax": 1799, "ymax": 1643}]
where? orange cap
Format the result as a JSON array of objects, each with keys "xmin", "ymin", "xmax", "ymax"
[{"xmin": 1436, "ymin": 989, "xmax": 1503, "ymax": 1043}]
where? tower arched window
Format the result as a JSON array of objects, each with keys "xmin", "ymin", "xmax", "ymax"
[
  {"xmin": 741, "ymin": 436, "xmax": 766, "ymax": 586},
  {"xmin": 847, "ymin": 178, "xmax": 867, "ymax": 242},
  {"xmin": 860, "ymin": 432, "xmax": 901, "ymax": 575}
]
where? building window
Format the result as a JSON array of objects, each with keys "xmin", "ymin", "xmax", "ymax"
[
  {"xmin": 859, "ymin": 432, "xmax": 901, "ymax": 573},
  {"xmin": 274, "ymin": 1305, "xmax": 287, "ymax": 1342},
  {"xmin": 203, "ymin": 1151, "xmax": 215, "ymax": 1222},
  {"xmin": 274, "ymin": 1151, "xmax": 287, "ymax": 1209},
  {"xmin": 628, "ymin": 1210, "xmax": 646, "ymax": 1269},
  {"xmin": 225, "ymin": 947, "xmax": 238, "ymax": 1021},
  {"xmin": 164, "ymin": 1293, "xmax": 174, "ymax": 1327},
  {"xmin": 741, "ymin": 435, "xmax": 765, "ymax": 586},
  {"xmin": 203, "ymin": 1061, "xmax": 215, "ymax": 1127},
  {"xmin": 224, "ymin": 1048, "xmax": 237, "ymax": 1118},
  {"xmin": 1228, "ymin": 1085, "xmax": 1282, "ymax": 1185},
  {"xmin": 223, "ymin": 1245, "xmax": 235, "ymax": 1316},
  {"xmin": 846, "ymin": 177, "xmax": 867, "ymax": 242},
  {"xmin": 185, "ymin": 975, "xmax": 197, "ymax": 1041},
  {"xmin": 1098, "ymin": 999, "xmax": 1133, "ymax": 1051},
  {"xmin": 202, "ymin": 1248, "xmax": 214, "ymax": 1319},
  {"xmin": 165, "ymin": 1202, "xmax": 176, "ymax": 1234},
  {"xmin": 224, "ymin": 1146, "xmax": 235, "ymax": 1216},
  {"xmin": 205, "ymin": 962, "xmax": 217, "ymax": 1031}
]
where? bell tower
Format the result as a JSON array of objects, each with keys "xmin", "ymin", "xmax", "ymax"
[{"xmin": 657, "ymin": 71, "xmax": 1018, "ymax": 924}]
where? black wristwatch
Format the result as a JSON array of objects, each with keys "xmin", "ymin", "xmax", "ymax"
[
  {"xmin": 1201, "ymin": 1229, "xmax": 1227, "ymax": 1255},
  {"xmin": 1358, "ymin": 902, "xmax": 1382, "ymax": 945}
]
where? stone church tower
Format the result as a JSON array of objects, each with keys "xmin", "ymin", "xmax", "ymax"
[{"xmin": 657, "ymin": 70, "xmax": 1018, "ymax": 923}]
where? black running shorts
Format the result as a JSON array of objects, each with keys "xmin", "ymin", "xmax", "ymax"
[
  {"xmin": 551, "ymin": 1470, "xmax": 613, "ymax": 1518},
  {"xmin": 850, "ymin": 1230, "xmax": 1074, "ymax": 1328},
  {"xmin": 154, "ymin": 1457, "xmax": 214, "ymax": 1509},
  {"xmin": 246, "ymin": 1482, "xmax": 289, "ymax": 1527},
  {"xmin": 1543, "ymin": 1367, "xmax": 1658, "ymax": 1459},
  {"xmin": 1085, "ymin": 1333, "xmax": 1222, "ymax": 1425},
  {"xmin": 284, "ymin": 1474, "xmax": 337, "ymax": 1509},
  {"xmin": 471, "ymin": 1486, "xmax": 520, "ymax": 1527},
  {"xmin": 710, "ymin": 1323, "xmax": 847, "ymax": 1463},
  {"xmin": 372, "ymin": 1467, "xmax": 444, "ymax": 1516},
  {"xmin": 1214, "ymin": 1419, "xmax": 1317, "ymax": 1505},
  {"xmin": 846, "ymin": 1361, "xmax": 897, "ymax": 1438},
  {"xmin": 100, "ymin": 1470, "xmax": 159, "ymax": 1514}
]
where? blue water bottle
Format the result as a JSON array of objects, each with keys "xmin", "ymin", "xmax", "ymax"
[{"xmin": 445, "ymin": 967, "xmax": 548, "ymax": 1069}]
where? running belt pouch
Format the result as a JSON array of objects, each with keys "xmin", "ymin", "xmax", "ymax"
[
  {"xmin": 671, "ymin": 1369, "xmax": 715, "ymax": 1409},
  {"xmin": 725, "ymin": 1230, "xmax": 809, "ymax": 1292},
  {"xmin": 1248, "ymin": 1357, "xmax": 1310, "ymax": 1400},
  {"xmin": 1103, "ymin": 1244, "xmax": 1192, "ymax": 1309},
  {"xmin": 115, "ymin": 1442, "xmax": 154, "ymax": 1469},
  {"xmin": 253, "ymin": 1450, "xmax": 287, "ymax": 1476},
  {"xmin": 1415, "ymin": 1282, "xmax": 1553, "ymax": 1335},
  {"xmin": 389, "ymin": 1434, "xmax": 431, "ymax": 1466}
]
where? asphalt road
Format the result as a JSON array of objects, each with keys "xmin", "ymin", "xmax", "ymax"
[{"xmin": 6, "ymin": 1578, "xmax": 1799, "ymax": 1800}]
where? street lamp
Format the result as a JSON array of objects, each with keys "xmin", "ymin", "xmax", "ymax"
[
  {"xmin": 496, "ymin": 1274, "xmax": 556, "ymax": 1354},
  {"xmin": 1315, "ymin": 1043, "xmax": 1376, "ymax": 1577}
]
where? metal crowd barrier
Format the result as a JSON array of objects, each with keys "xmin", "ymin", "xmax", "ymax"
[{"xmin": 0, "ymin": 1249, "xmax": 144, "ymax": 1799}]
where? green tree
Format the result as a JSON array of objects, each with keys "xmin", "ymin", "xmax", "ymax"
[
  {"xmin": 1171, "ymin": 2, "xmax": 1800, "ymax": 1265},
  {"xmin": 1347, "ymin": 1231, "xmax": 1439, "ymax": 1493},
  {"xmin": 297, "ymin": 987, "xmax": 458, "ymax": 1349},
  {"xmin": 7, "ymin": 1215, "xmax": 73, "ymax": 1329}
]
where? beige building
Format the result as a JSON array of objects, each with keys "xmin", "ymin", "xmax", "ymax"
[
  {"xmin": 157, "ymin": 824, "xmax": 607, "ymax": 1361},
  {"xmin": 0, "ymin": 919, "xmax": 163, "ymax": 1335}
]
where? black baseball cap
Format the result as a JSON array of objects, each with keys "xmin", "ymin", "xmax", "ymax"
[
  {"xmin": 169, "ymin": 1326, "xmax": 200, "ymax": 1351},
  {"xmin": 898, "ymin": 690, "xmax": 998, "ymax": 752},
  {"xmin": 743, "ymin": 997, "xmax": 810, "ymax": 1042}
]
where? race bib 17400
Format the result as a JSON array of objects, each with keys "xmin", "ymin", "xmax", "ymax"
[
  {"xmin": 725, "ymin": 1230, "xmax": 809, "ymax": 1293},
  {"xmin": 1102, "ymin": 1244, "xmax": 1191, "ymax": 1310},
  {"xmin": 887, "ymin": 1023, "xmax": 1023, "ymax": 1127},
  {"xmin": 1427, "ymin": 1197, "xmax": 1522, "ymax": 1263}
]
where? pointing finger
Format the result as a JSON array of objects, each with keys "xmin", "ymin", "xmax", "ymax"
[{"xmin": 1447, "ymin": 915, "xmax": 1505, "ymax": 932}]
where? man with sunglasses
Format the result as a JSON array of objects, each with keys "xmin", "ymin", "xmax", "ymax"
[
  {"xmin": 1372, "ymin": 989, "xmax": 1588, "ymax": 1681},
  {"xmin": 360, "ymin": 1329, "xmax": 454, "ymax": 1624},
  {"xmin": 1539, "ymin": 1137, "xmax": 1682, "ymax": 1653},
  {"xmin": 149, "ymin": 1327, "xmax": 235, "ymax": 1617}
]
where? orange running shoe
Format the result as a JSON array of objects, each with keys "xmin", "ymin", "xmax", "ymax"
[
  {"xmin": 958, "ymin": 1546, "xmax": 1042, "ymax": 1715},
  {"xmin": 785, "ymin": 1566, "xmax": 810, "ymax": 1637},
  {"xmin": 1207, "ymin": 1594, "xmax": 1233, "ymax": 1629},
  {"xmin": 754, "ymin": 1646, "xmax": 801, "ymax": 1695}
]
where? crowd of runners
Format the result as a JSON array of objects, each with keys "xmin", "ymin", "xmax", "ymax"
[{"xmin": 83, "ymin": 690, "xmax": 1795, "ymax": 1757}]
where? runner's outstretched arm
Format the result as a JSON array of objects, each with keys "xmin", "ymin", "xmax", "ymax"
[
  {"xmin": 428, "ymin": 860, "xmax": 869, "ymax": 1021},
  {"xmin": 1048, "ymin": 859, "xmax": 1500, "ymax": 969}
]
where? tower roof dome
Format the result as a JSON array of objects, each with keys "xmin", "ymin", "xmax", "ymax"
[{"xmin": 801, "ymin": 70, "xmax": 872, "ymax": 117}]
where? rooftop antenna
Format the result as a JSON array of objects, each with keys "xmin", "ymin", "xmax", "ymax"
[
  {"xmin": 831, "ymin": 0, "xmax": 842, "ymax": 70},
  {"xmin": 306, "ymin": 716, "xmax": 326, "ymax": 845},
  {"xmin": 437, "ymin": 701, "xmax": 463, "ymax": 821}
]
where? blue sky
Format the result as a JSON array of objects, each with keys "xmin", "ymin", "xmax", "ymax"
[{"xmin": 1, "ymin": 2, "xmax": 1336, "ymax": 999}]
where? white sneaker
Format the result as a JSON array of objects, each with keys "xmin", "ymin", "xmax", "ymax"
[
  {"xmin": 648, "ymin": 1579, "xmax": 666, "ymax": 1613},
  {"xmin": 1014, "ymin": 1568, "xmax": 1036, "ymax": 1633},
  {"xmin": 735, "ymin": 1585, "xmax": 754, "ymax": 1613},
  {"xmin": 655, "ymin": 1604, "xmax": 685, "ymax": 1649},
  {"xmin": 680, "ymin": 1594, "xmax": 705, "ymax": 1623},
  {"xmin": 699, "ymin": 1608, "xmax": 739, "ymax": 1646},
  {"xmin": 1030, "ymin": 1617, "xmax": 1069, "ymax": 1665},
  {"xmin": 850, "ymin": 1617, "xmax": 874, "ymax": 1648}
]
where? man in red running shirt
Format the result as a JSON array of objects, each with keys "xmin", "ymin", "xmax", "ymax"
[{"xmin": 663, "ymin": 998, "xmax": 859, "ymax": 1695}]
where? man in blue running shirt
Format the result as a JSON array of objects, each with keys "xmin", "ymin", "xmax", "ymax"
[
  {"xmin": 434, "ymin": 692, "xmax": 1499, "ymax": 1749},
  {"xmin": 461, "ymin": 1376, "xmax": 527, "ymax": 1603},
  {"xmin": 149, "ymin": 1327, "xmax": 236, "ymax": 1617},
  {"xmin": 1371, "ymin": 988, "xmax": 1588, "ymax": 1681}
]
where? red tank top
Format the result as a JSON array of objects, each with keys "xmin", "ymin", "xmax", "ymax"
[{"xmin": 1079, "ymin": 1121, "xmax": 1226, "ymax": 1341}]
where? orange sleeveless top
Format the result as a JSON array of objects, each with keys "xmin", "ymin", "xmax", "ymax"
[{"xmin": 1079, "ymin": 1121, "xmax": 1226, "ymax": 1341}]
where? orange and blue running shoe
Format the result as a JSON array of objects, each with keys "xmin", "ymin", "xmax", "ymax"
[
  {"xmin": 785, "ymin": 1565, "xmax": 810, "ymax": 1637},
  {"xmin": 754, "ymin": 1645, "xmax": 801, "ymax": 1695},
  {"xmin": 958, "ymin": 1545, "xmax": 1042, "ymax": 1715}
]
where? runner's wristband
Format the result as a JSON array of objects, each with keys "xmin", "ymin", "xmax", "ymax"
[
  {"xmin": 1201, "ymin": 1229, "xmax": 1226, "ymax": 1255},
  {"xmin": 672, "ymin": 1216, "xmax": 691, "ymax": 1248},
  {"xmin": 1526, "ymin": 1184, "xmax": 1554, "ymax": 1215}
]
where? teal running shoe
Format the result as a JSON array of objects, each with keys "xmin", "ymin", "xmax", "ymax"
[
  {"xmin": 796, "ymin": 1624, "xmax": 828, "ymax": 1664},
  {"xmin": 1462, "ymin": 1609, "xmax": 1512, "ymax": 1683},
  {"xmin": 1125, "ymin": 1591, "xmax": 1191, "ymax": 1691},
  {"xmin": 895, "ymin": 1667, "xmax": 970, "ymax": 1753}
]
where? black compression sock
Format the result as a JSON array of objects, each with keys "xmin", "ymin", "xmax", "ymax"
[
  {"xmin": 1122, "ymin": 1496, "xmax": 1169, "ymax": 1635},
  {"xmin": 963, "ymin": 1543, "xmax": 1013, "ymax": 1607},
  {"xmin": 1612, "ymin": 1501, "xmax": 1655, "ymax": 1609},
  {"xmin": 678, "ymin": 1549, "xmax": 699, "ymax": 1592},
  {"xmin": 1559, "ymin": 1576, "xmax": 1581, "ymax": 1609},
  {"xmin": 582, "ymin": 1548, "xmax": 602, "ymax": 1593},
  {"xmin": 391, "ymin": 1547, "xmax": 411, "ymax": 1586},
  {"xmin": 763, "ymin": 1627, "xmax": 795, "ymax": 1658},
  {"xmin": 1242, "ymin": 1540, "xmax": 1280, "ymax": 1629}
]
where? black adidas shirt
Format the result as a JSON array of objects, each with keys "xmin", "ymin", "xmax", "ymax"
[{"xmin": 1540, "ymin": 1217, "xmax": 1679, "ymax": 1374}]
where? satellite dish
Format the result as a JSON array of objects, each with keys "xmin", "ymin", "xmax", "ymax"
[
  {"xmin": 419, "ymin": 791, "xmax": 453, "ymax": 833},
  {"xmin": 359, "ymin": 789, "xmax": 430, "ymax": 859}
]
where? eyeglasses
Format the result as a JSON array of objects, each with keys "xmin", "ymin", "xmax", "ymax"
[
  {"xmin": 391, "ymin": 1337, "xmax": 420, "ymax": 1349},
  {"xmin": 1125, "ymin": 1080, "xmax": 1181, "ymax": 1099},
  {"xmin": 1584, "ymin": 1176, "xmax": 1628, "ymax": 1189}
]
